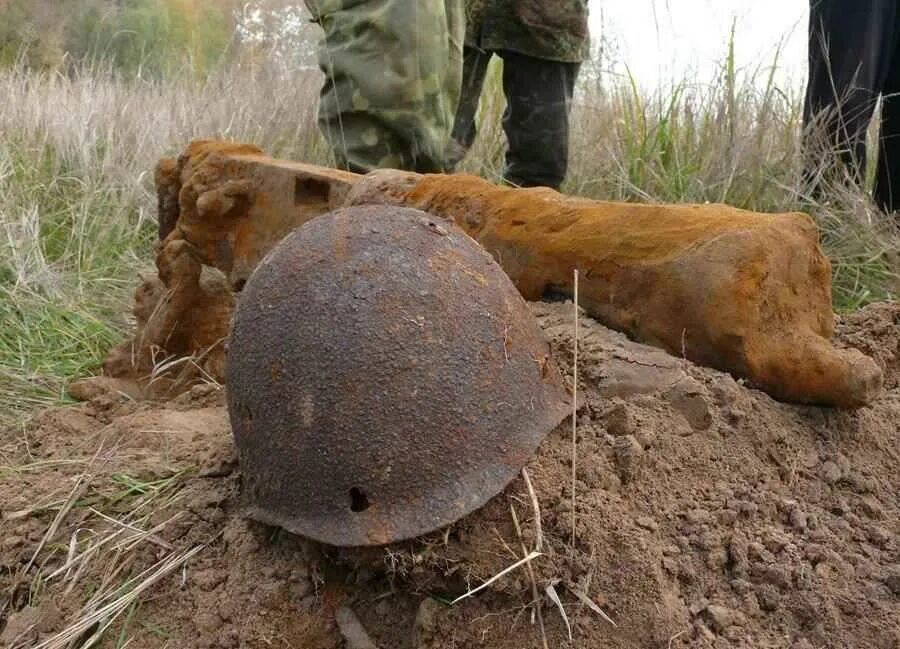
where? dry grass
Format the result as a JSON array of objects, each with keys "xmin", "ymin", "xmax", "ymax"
[
  {"xmin": 1, "ymin": 416, "xmax": 199, "ymax": 648},
  {"xmin": 570, "ymin": 272, "xmax": 579, "ymax": 558}
]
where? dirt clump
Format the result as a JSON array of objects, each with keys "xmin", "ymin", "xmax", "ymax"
[
  {"xmin": 98, "ymin": 262, "xmax": 234, "ymax": 399},
  {"xmin": 835, "ymin": 301, "xmax": 899, "ymax": 389},
  {"xmin": 1, "ymin": 302, "xmax": 898, "ymax": 649}
]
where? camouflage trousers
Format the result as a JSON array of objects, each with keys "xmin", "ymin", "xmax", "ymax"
[
  {"xmin": 448, "ymin": 46, "xmax": 580, "ymax": 190},
  {"xmin": 305, "ymin": 0, "xmax": 464, "ymax": 173}
]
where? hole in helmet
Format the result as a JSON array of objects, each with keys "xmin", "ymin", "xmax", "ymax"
[{"xmin": 349, "ymin": 487, "xmax": 370, "ymax": 512}]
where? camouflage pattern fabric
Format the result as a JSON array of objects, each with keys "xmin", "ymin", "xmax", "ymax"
[
  {"xmin": 305, "ymin": 0, "xmax": 464, "ymax": 173},
  {"xmin": 466, "ymin": 0, "xmax": 590, "ymax": 63}
]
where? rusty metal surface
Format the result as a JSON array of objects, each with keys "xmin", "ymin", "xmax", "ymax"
[{"xmin": 227, "ymin": 205, "xmax": 570, "ymax": 547}]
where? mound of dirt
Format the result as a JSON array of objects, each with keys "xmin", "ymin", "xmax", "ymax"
[{"xmin": 1, "ymin": 302, "xmax": 898, "ymax": 649}]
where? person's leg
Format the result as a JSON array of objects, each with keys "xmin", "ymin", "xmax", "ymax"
[
  {"xmin": 803, "ymin": 0, "xmax": 896, "ymax": 190},
  {"xmin": 308, "ymin": 0, "xmax": 464, "ymax": 173},
  {"xmin": 447, "ymin": 46, "xmax": 491, "ymax": 169},
  {"xmin": 873, "ymin": 5, "xmax": 900, "ymax": 215},
  {"xmin": 446, "ymin": 46, "xmax": 493, "ymax": 169},
  {"xmin": 498, "ymin": 49, "xmax": 580, "ymax": 190}
]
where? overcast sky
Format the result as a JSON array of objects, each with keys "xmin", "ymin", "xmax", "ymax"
[{"xmin": 591, "ymin": 0, "xmax": 808, "ymax": 89}]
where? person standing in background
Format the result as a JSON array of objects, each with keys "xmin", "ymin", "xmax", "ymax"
[
  {"xmin": 447, "ymin": 1, "xmax": 590, "ymax": 191},
  {"xmin": 304, "ymin": 0, "xmax": 464, "ymax": 173},
  {"xmin": 803, "ymin": 0, "xmax": 900, "ymax": 216}
]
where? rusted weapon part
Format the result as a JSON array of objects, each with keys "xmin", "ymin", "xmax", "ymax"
[
  {"xmin": 102, "ymin": 140, "xmax": 882, "ymax": 407},
  {"xmin": 399, "ymin": 173, "xmax": 883, "ymax": 408},
  {"xmin": 98, "ymin": 141, "xmax": 356, "ymax": 398},
  {"xmin": 226, "ymin": 206, "xmax": 571, "ymax": 546}
]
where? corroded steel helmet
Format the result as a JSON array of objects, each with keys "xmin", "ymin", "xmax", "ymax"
[{"xmin": 227, "ymin": 205, "xmax": 570, "ymax": 546}]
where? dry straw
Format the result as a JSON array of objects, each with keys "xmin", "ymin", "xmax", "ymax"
[{"xmin": 571, "ymin": 269, "xmax": 579, "ymax": 557}]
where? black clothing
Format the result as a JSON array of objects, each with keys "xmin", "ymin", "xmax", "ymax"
[
  {"xmin": 450, "ymin": 45, "xmax": 580, "ymax": 190},
  {"xmin": 804, "ymin": 0, "xmax": 900, "ymax": 213}
]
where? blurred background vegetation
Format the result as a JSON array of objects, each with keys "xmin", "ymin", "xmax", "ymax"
[{"xmin": 0, "ymin": 0, "xmax": 318, "ymax": 76}]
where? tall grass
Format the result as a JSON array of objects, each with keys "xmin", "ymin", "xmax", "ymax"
[
  {"xmin": 0, "ymin": 61, "xmax": 326, "ymax": 421},
  {"xmin": 0, "ymin": 53, "xmax": 897, "ymax": 420}
]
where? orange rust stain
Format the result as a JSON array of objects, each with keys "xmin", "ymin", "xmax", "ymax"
[
  {"xmin": 407, "ymin": 174, "xmax": 813, "ymax": 266},
  {"xmin": 427, "ymin": 248, "xmax": 489, "ymax": 286},
  {"xmin": 156, "ymin": 157, "xmax": 177, "ymax": 176},
  {"xmin": 332, "ymin": 213, "xmax": 351, "ymax": 261},
  {"xmin": 183, "ymin": 139, "xmax": 264, "ymax": 162},
  {"xmin": 231, "ymin": 153, "xmax": 363, "ymax": 185}
]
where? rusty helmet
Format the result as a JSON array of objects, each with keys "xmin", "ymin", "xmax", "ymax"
[{"xmin": 227, "ymin": 205, "xmax": 570, "ymax": 546}]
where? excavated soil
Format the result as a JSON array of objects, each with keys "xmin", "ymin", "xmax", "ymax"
[{"xmin": 1, "ymin": 302, "xmax": 898, "ymax": 649}]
